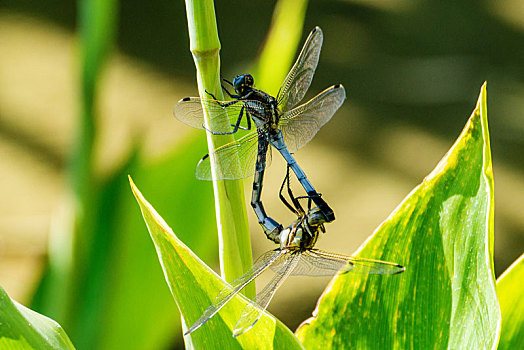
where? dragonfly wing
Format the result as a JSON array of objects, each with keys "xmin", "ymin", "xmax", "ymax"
[
  {"xmin": 302, "ymin": 249, "xmax": 405, "ymax": 276},
  {"xmin": 195, "ymin": 131, "xmax": 272, "ymax": 180},
  {"xmin": 184, "ymin": 249, "xmax": 284, "ymax": 336},
  {"xmin": 279, "ymin": 84, "xmax": 346, "ymax": 153},
  {"xmin": 277, "ymin": 27, "xmax": 323, "ymax": 112},
  {"xmin": 269, "ymin": 249, "xmax": 341, "ymax": 277},
  {"xmin": 232, "ymin": 251, "xmax": 301, "ymax": 337},
  {"xmin": 174, "ymin": 97, "xmax": 265, "ymax": 133}
]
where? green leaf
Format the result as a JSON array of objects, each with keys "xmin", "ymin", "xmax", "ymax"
[
  {"xmin": 296, "ymin": 83, "xmax": 501, "ymax": 348},
  {"xmin": 0, "ymin": 286, "xmax": 75, "ymax": 349},
  {"xmin": 129, "ymin": 176, "xmax": 304, "ymax": 349},
  {"xmin": 497, "ymin": 253, "xmax": 524, "ymax": 350}
]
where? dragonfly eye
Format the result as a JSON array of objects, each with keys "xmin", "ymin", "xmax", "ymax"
[
  {"xmin": 233, "ymin": 74, "xmax": 254, "ymax": 94},
  {"xmin": 244, "ymin": 74, "xmax": 254, "ymax": 86},
  {"xmin": 307, "ymin": 207, "xmax": 326, "ymax": 227}
]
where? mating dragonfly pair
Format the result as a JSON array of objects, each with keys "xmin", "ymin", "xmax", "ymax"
[{"xmin": 174, "ymin": 27, "xmax": 404, "ymax": 337}]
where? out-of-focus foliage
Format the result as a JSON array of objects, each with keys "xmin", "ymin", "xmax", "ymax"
[
  {"xmin": 33, "ymin": 123, "xmax": 217, "ymax": 350},
  {"xmin": 296, "ymin": 85, "xmax": 501, "ymax": 348},
  {"xmin": 254, "ymin": 0, "xmax": 308, "ymax": 95},
  {"xmin": 0, "ymin": 286, "xmax": 75, "ymax": 349},
  {"xmin": 130, "ymin": 177, "xmax": 304, "ymax": 349},
  {"xmin": 1, "ymin": 0, "xmax": 524, "ymax": 348},
  {"xmin": 89, "ymin": 137, "xmax": 217, "ymax": 350},
  {"xmin": 28, "ymin": 0, "xmax": 219, "ymax": 347},
  {"xmin": 497, "ymin": 253, "xmax": 524, "ymax": 350}
]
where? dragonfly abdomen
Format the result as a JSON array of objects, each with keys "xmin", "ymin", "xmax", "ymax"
[
  {"xmin": 269, "ymin": 131, "xmax": 335, "ymax": 222},
  {"xmin": 251, "ymin": 133, "xmax": 282, "ymax": 242}
]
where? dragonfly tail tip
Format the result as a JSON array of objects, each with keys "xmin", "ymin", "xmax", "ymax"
[
  {"xmin": 394, "ymin": 264, "xmax": 406, "ymax": 274},
  {"xmin": 232, "ymin": 329, "xmax": 243, "ymax": 338}
]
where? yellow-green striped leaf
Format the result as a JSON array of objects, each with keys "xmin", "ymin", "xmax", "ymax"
[{"xmin": 296, "ymin": 83, "xmax": 501, "ymax": 349}]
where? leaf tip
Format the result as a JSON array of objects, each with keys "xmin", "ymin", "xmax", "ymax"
[
  {"xmin": 479, "ymin": 82, "xmax": 487, "ymax": 106},
  {"xmin": 128, "ymin": 175, "xmax": 141, "ymax": 201}
]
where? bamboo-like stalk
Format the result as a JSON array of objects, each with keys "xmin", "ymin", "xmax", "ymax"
[{"xmin": 184, "ymin": 0, "xmax": 254, "ymax": 297}]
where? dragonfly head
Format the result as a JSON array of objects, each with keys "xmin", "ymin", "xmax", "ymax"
[
  {"xmin": 279, "ymin": 209, "xmax": 326, "ymax": 250},
  {"xmin": 232, "ymin": 74, "xmax": 254, "ymax": 95},
  {"xmin": 306, "ymin": 207, "xmax": 327, "ymax": 232}
]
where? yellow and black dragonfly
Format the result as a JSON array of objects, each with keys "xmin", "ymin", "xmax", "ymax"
[{"xmin": 184, "ymin": 166, "xmax": 405, "ymax": 337}]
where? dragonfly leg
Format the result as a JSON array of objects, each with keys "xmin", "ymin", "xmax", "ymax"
[
  {"xmin": 279, "ymin": 164, "xmax": 299, "ymax": 215},
  {"xmin": 234, "ymin": 110, "xmax": 251, "ymax": 131},
  {"xmin": 202, "ymin": 124, "xmax": 238, "ymax": 135},
  {"xmin": 222, "ymin": 77, "xmax": 234, "ymax": 87},
  {"xmin": 229, "ymin": 105, "xmax": 252, "ymax": 133},
  {"xmin": 287, "ymin": 164, "xmax": 306, "ymax": 215},
  {"xmin": 278, "ymin": 163, "xmax": 309, "ymax": 216},
  {"xmin": 221, "ymin": 81, "xmax": 241, "ymax": 99},
  {"xmin": 199, "ymin": 100, "xmax": 246, "ymax": 135},
  {"xmin": 270, "ymin": 131, "xmax": 335, "ymax": 223},
  {"xmin": 215, "ymin": 99, "xmax": 241, "ymax": 108},
  {"xmin": 203, "ymin": 91, "xmax": 241, "ymax": 109},
  {"xmin": 204, "ymin": 89, "xmax": 219, "ymax": 100},
  {"xmin": 295, "ymin": 192, "xmax": 322, "ymax": 212}
]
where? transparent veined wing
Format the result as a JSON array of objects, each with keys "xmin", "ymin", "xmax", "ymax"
[
  {"xmin": 184, "ymin": 249, "xmax": 284, "ymax": 336},
  {"xmin": 279, "ymin": 84, "xmax": 346, "ymax": 153},
  {"xmin": 269, "ymin": 249, "xmax": 341, "ymax": 277},
  {"xmin": 232, "ymin": 251, "xmax": 301, "ymax": 337},
  {"xmin": 174, "ymin": 97, "xmax": 265, "ymax": 134},
  {"xmin": 277, "ymin": 27, "xmax": 323, "ymax": 112},
  {"xmin": 195, "ymin": 131, "xmax": 272, "ymax": 181},
  {"xmin": 285, "ymin": 249, "xmax": 405, "ymax": 276}
]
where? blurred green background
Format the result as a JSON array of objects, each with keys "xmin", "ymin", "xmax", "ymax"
[{"xmin": 1, "ymin": 0, "xmax": 523, "ymax": 348}]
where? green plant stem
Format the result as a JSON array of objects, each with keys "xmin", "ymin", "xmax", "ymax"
[{"xmin": 185, "ymin": 0, "xmax": 254, "ymax": 297}]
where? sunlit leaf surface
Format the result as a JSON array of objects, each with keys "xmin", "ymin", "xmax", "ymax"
[
  {"xmin": 497, "ymin": 253, "xmax": 524, "ymax": 350},
  {"xmin": 296, "ymin": 84, "xmax": 501, "ymax": 349},
  {"xmin": 130, "ymin": 177, "xmax": 304, "ymax": 349},
  {"xmin": 0, "ymin": 286, "xmax": 75, "ymax": 349}
]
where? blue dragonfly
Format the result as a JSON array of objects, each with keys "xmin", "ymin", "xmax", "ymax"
[{"xmin": 174, "ymin": 27, "xmax": 346, "ymax": 239}]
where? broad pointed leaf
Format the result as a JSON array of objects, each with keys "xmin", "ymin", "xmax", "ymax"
[
  {"xmin": 296, "ymin": 83, "xmax": 501, "ymax": 349},
  {"xmin": 497, "ymin": 253, "xmax": 524, "ymax": 350},
  {"xmin": 0, "ymin": 286, "xmax": 75, "ymax": 349},
  {"xmin": 129, "ymin": 177, "xmax": 304, "ymax": 349}
]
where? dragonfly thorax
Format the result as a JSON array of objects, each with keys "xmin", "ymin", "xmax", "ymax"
[
  {"xmin": 250, "ymin": 98, "xmax": 279, "ymax": 130},
  {"xmin": 232, "ymin": 74, "xmax": 280, "ymax": 130}
]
